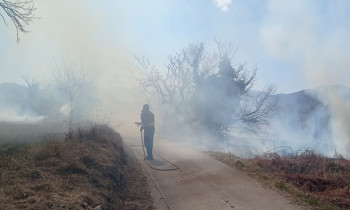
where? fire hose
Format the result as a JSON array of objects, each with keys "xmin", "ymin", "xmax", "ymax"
[
  {"xmin": 135, "ymin": 123, "xmax": 180, "ymax": 210},
  {"xmin": 138, "ymin": 127, "xmax": 180, "ymax": 171}
]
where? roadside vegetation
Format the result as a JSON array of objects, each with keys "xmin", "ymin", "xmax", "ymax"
[
  {"xmin": 0, "ymin": 122, "xmax": 154, "ymax": 210},
  {"xmin": 211, "ymin": 150, "xmax": 350, "ymax": 210}
]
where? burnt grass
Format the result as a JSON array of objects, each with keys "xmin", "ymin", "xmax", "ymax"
[
  {"xmin": 211, "ymin": 150, "xmax": 350, "ymax": 210},
  {"xmin": 0, "ymin": 124, "xmax": 154, "ymax": 210}
]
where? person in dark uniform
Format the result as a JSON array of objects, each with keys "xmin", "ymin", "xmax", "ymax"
[{"xmin": 140, "ymin": 104, "xmax": 155, "ymax": 160}]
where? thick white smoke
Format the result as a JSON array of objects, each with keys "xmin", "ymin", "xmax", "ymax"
[{"xmin": 260, "ymin": 0, "xmax": 350, "ymax": 157}]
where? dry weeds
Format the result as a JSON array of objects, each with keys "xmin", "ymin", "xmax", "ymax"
[
  {"xmin": 0, "ymin": 123, "xmax": 154, "ymax": 210},
  {"xmin": 211, "ymin": 150, "xmax": 350, "ymax": 210}
]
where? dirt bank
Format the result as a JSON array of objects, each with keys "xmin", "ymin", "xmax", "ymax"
[{"xmin": 0, "ymin": 124, "xmax": 154, "ymax": 210}]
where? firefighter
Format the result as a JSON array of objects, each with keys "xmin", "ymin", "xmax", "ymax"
[{"xmin": 140, "ymin": 104, "xmax": 155, "ymax": 160}]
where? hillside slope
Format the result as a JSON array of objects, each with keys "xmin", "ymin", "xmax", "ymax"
[{"xmin": 272, "ymin": 85, "xmax": 350, "ymax": 136}]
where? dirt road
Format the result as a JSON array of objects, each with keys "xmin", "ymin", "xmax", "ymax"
[{"xmin": 124, "ymin": 134, "xmax": 306, "ymax": 210}]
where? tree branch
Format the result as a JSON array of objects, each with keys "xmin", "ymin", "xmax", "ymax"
[{"xmin": 0, "ymin": 0, "xmax": 36, "ymax": 42}]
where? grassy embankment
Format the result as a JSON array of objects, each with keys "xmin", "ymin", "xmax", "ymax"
[
  {"xmin": 0, "ymin": 122, "xmax": 154, "ymax": 210},
  {"xmin": 211, "ymin": 150, "xmax": 350, "ymax": 210}
]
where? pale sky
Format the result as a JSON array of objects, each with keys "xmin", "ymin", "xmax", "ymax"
[{"xmin": 1, "ymin": 0, "xmax": 350, "ymax": 93}]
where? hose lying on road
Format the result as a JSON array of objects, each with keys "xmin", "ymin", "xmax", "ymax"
[
  {"xmin": 140, "ymin": 130, "xmax": 180, "ymax": 171},
  {"xmin": 139, "ymin": 153, "xmax": 172, "ymax": 210}
]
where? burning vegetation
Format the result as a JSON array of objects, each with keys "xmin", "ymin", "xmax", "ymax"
[
  {"xmin": 0, "ymin": 123, "xmax": 154, "ymax": 210},
  {"xmin": 136, "ymin": 41, "xmax": 276, "ymax": 139},
  {"xmin": 211, "ymin": 150, "xmax": 350, "ymax": 209}
]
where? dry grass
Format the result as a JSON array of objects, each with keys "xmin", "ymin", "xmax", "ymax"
[
  {"xmin": 210, "ymin": 150, "xmax": 350, "ymax": 210},
  {"xmin": 0, "ymin": 121, "xmax": 66, "ymax": 144},
  {"xmin": 0, "ymin": 123, "xmax": 154, "ymax": 210}
]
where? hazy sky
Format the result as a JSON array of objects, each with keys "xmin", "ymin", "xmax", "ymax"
[{"xmin": 1, "ymin": 0, "xmax": 350, "ymax": 93}]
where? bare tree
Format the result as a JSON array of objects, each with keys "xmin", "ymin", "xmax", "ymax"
[
  {"xmin": 0, "ymin": 0, "xmax": 36, "ymax": 42},
  {"xmin": 20, "ymin": 75, "xmax": 65, "ymax": 118},
  {"xmin": 51, "ymin": 58, "xmax": 92, "ymax": 137},
  {"xmin": 137, "ymin": 41, "xmax": 277, "ymax": 138},
  {"xmin": 21, "ymin": 75, "xmax": 38, "ymax": 88},
  {"xmin": 136, "ymin": 43, "xmax": 205, "ymax": 119}
]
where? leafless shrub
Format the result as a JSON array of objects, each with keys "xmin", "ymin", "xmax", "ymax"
[{"xmin": 239, "ymin": 84, "xmax": 277, "ymax": 134}]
